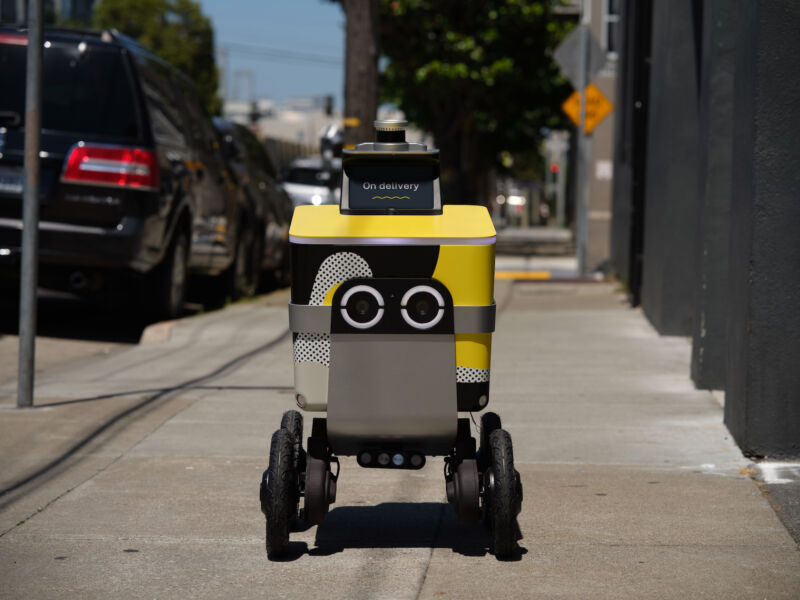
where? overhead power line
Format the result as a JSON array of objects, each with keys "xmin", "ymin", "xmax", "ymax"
[{"xmin": 223, "ymin": 42, "xmax": 343, "ymax": 67}]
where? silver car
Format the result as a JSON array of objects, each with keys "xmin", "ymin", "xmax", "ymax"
[{"xmin": 281, "ymin": 157, "xmax": 342, "ymax": 207}]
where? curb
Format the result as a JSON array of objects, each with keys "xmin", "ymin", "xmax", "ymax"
[{"xmin": 139, "ymin": 319, "xmax": 177, "ymax": 345}]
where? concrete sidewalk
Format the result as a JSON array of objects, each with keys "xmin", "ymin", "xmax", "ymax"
[
  {"xmin": 1, "ymin": 283, "xmax": 798, "ymax": 599},
  {"xmin": 496, "ymin": 226, "xmax": 573, "ymax": 256}
]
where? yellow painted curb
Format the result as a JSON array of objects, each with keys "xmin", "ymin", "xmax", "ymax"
[{"xmin": 494, "ymin": 271, "xmax": 552, "ymax": 281}]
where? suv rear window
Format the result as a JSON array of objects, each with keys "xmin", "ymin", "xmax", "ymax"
[{"xmin": 0, "ymin": 38, "xmax": 141, "ymax": 139}]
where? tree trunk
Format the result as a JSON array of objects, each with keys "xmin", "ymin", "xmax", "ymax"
[
  {"xmin": 342, "ymin": 0, "xmax": 379, "ymax": 148},
  {"xmin": 435, "ymin": 124, "xmax": 487, "ymax": 205}
]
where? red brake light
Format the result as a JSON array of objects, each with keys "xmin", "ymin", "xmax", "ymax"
[
  {"xmin": 61, "ymin": 144, "xmax": 160, "ymax": 191},
  {"xmin": 0, "ymin": 34, "xmax": 28, "ymax": 46}
]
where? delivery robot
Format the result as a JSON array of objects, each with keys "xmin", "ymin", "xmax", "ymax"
[{"xmin": 260, "ymin": 120, "xmax": 522, "ymax": 559}]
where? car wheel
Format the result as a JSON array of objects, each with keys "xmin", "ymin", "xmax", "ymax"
[
  {"xmin": 230, "ymin": 225, "xmax": 260, "ymax": 300},
  {"xmin": 263, "ymin": 246, "xmax": 291, "ymax": 291},
  {"xmin": 148, "ymin": 230, "xmax": 188, "ymax": 320}
]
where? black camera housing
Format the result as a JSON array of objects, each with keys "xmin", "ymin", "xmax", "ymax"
[{"xmin": 331, "ymin": 278, "xmax": 454, "ymax": 334}]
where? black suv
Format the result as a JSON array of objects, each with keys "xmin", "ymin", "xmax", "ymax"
[
  {"xmin": 0, "ymin": 27, "xmax": 255, "ymax": 318},
  {"xmin": 214, "ymin": 118, "xmax": 293, "ymax": 291}
]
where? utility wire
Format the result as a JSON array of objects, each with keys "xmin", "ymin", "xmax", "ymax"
[{"xmin": 223, "ymin": 41, "xmax": 342, "ymax": 67}]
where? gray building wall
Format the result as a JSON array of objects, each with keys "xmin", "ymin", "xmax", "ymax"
[
  {"xmin": 689, "ymin": 1, "xmax": 736, "ymax": 390},
  {"xmin": 639, "ymin": 0, "xmax": 701, "ymax": 336},
  {"xmin": 609, "ymin": 0, "xmax": 652, "ymax": 305},
  {"xmin": 725, "ymin": 0, "xmax": 800, "ymax": 457},
  {"xmin": 611, "ymin": 0, "xmax": 800, "ymax": 457}
]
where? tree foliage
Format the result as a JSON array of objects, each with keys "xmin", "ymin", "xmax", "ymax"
[
  {"xmin": 379, "ymin": 0, "xmax": 573, "ymax": 203},
  {"xmin": 93, "ymin": 0, "xmax": 221, "ymax": 115}
]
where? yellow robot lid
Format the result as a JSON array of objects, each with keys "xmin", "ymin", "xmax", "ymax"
[{"xmin": 289, "ymin": 204, "xmax": 496, "ymax": 245}]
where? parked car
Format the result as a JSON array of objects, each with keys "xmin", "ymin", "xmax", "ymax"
[
  {"xmin": 213, "ymin": 118, "xmax": 292, "ymax": 289},
  {"xmin": 0, "ymin": 27, "xmax": 254, "ymax": 317},
  {"xmin": 281, "ymin": 157, "xmax": 342, "ymax": 207}
]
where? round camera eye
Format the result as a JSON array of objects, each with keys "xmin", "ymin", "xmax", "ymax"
[
  {"xmin": 347, "ymin": 291, "xmax": 379, "ymax": 323},
  {"xmin": 407, "ymin": 292, "xmax": 438, "ymax": 323},
  {"xmin": 400, "ymin": 285, "xmax": 445, "ymax": 330},
  {"xmin": 354, "ymin": 297, "xmax": 371, "ymax": 316},
  {"xmin": 340, "ymin": 285, "xmax": 385, "ymax": 330}
]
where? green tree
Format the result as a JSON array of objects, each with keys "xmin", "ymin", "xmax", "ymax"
[
  {"xmin": 380, "ymin": 0, "xmax": 573, "ymax": 204},
  {"xmin": 93, "ymin": 0, "xmax": 221, "ymax": 115}
]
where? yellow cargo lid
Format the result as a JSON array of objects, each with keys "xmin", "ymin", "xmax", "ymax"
[{"xmin": 289, "ymin": 204, "xmax": 496, "ymax": 245}]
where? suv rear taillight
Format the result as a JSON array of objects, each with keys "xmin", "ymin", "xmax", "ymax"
[
  {"xmin": 61, "ymin": 143, "xmax": 160, "ymax": 191},
  {"xmin": 0, "ymin": 33, "xmax": 28, "ymax": 45}
]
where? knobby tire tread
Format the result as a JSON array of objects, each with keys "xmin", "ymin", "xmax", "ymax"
[
  {"xmin": 265, "ymin": 428, "xmax": 296, "ymax": 558},
  {"xmin": 280, "ymin": 410, "xmax": 304, "ymax": 518},
  {"xmin": 489, "ymin": 428, "xmax": 518, "ymax": 558}
]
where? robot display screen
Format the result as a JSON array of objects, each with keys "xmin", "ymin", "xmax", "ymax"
[{"xmin": 346, "ymin": 164, "xmax": 437, "ymax": 211}]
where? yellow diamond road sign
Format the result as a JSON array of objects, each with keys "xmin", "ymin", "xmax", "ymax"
[{"xmin": 562, "ymin": 83, "xmax": 614, "ymax": 134}]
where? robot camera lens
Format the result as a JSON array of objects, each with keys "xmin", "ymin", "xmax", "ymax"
[
  {"xmin": 341, "ymin": 285, "xmax": 385, "ymax": 329},
  {"xmin": 401, "ymin": 285, "xmax": 445, "ymax": 330},
  {"xmin": 408, "ymin": 293, "xmax": 436, "ymax": 322},
  {"xmin": 347, "ymin": 291, "xmax": 379, "ymax": 322}
]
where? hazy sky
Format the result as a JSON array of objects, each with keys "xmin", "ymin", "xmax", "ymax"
[{"xmin": 199, "ymin": 0, "xmax": 345, "ymax": 108}]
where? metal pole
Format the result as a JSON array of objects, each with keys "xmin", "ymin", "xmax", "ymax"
[
  {"xmin": 575, "ymin": 1, "xmax": 591, "ymax": 275},
  {"xmin": 16, "ymin": 0, "xmax": 25, "ymax": 24},
  {"xmin": 556, "ymin": 141, "xmax": 567, "ymax": 227},
  {"xmin": 17, "ymin": 0, "xmax": 43, "ymax": 408}
]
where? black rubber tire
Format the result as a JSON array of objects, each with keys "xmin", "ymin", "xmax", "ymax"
[
  {"xmin": 280, "ymin": 410, "xmax": 304, "ymax": 466},
  {"xmin": 280, "ymin": 410, "xmax": 305, "ymax": 517},
  {"xmin": 231, "ymin": 224, "xmax": 260, "ymax": 300},
  {"xmin": 478, "ymin": 412, "xmax": 502, "ymax": 472},
  {"xmin": 248, "ymin": 235, "xmax": 264, "ymax": 295},
  {"xmin": 261, "ymin": 248, "xmax": 291, "ymax": 292},
  {"xmin": 222, "ymin": 226, "xmax": 254, "ymax": 301},
  {"xmin": 148, "ymin": 230, "xmax": 188, "ymax": 320},
  {"xmin": 264, "ymin": 428, "xmax": 297, "ymax": 558},
  {"xmin": 201, "ymin": 226, "xmax": 258, "ymax": 309},
  {"xmin": 486, "ymin": 428, "xmax": 519, "ymax": 558}
]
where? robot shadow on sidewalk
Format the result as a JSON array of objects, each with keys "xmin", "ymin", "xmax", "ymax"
[{"xmin": 274, "ymin": 502, "xmax": 525, "ymax": 561}]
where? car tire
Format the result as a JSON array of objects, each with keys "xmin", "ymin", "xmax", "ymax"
[
  {"xmin": 148, "ymin": 230, "xmax": 188, "ymax": 320},
  {"xmin": 228, "ymin": 224, "xmax": 260, "ymax": 301},
  {"xmin": 263, "ymin": 247, "xmax": 291, "ymax": 291}
]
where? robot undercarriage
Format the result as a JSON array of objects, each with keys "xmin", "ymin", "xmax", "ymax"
[{"xmin": 260, "ymin": 411, "xmax": 523, "ymax": 559}]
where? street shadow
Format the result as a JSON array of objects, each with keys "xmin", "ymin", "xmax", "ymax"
[
  {"xmin": 32, "ymin": 385, "xmax": 293, "ymax": 408},
  {"xmin": 278, "ymin": 502, "xmax": 525, "ymax": 561},
  {"xmin": 0, "ymin": 292, "xmax": 152, "ymax": 344},
  {"xmin": 0, "ymin": 329, "xmax": 290, "ymax": 508}
]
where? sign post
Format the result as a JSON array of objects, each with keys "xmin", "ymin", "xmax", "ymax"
[
  {"xmin": 17, "ymin": 0, "xmax": 43, "ymax": 408},
  {"xmin": 553, "ymin": 12, "xmax": 614, "ymax": 275}
]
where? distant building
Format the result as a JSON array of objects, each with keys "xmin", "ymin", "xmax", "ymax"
[
  {"xmin": 1, "ymin": 0, "xmax": 95, "ymax": 24},
  {"xmin": 585, "ymin": 0, "xmax": 620, "ymax": 273},
  {"xmin": 223, "ymin": 96, "xmax": 340, "ymax": 151},
  {"xmin": 225, "ymin": 96, "xmax": 430, "ymax": 155}
]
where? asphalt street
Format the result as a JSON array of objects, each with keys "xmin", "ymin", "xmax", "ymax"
[{"xmin": 1, "ymin": 279, "xmax": 799, "ymax": 599}]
